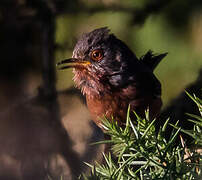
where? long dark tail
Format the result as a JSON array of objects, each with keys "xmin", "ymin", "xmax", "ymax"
[{"xmin": 140, "ymin": 50, "xmax": 167, "ymax": 71}]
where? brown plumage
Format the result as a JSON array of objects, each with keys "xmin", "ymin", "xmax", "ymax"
[{"xmin": 57, "ymin": 27, "xmax": 166, "ymax": 129}]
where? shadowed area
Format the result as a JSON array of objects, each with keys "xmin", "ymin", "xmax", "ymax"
[
  {"xmin": 0, "ymin": 89, "xmax": 104, "ymax": 180},
  {"xmin": 156, "ymin": 69, "xmax": 202, "ymax": 144}
]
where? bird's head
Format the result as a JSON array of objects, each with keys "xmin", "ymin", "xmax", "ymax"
[{"xmin": 57, "ymin": 27, "xmax": 139, "ymax": 96}]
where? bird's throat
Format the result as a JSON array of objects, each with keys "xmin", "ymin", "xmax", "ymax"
[{"xmin": 72, "ymin": 69, "xmax": 108, "ymax": 98}]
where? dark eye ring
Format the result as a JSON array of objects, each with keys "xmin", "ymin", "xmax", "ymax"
[{"xmin": 91, "ymin": 49, "xmax": 103, "ymax": 61}]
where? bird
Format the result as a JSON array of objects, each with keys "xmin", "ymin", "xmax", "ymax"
[{"xmin": 57, "ymin": 27, "xmax": 167, "ymax": 130}]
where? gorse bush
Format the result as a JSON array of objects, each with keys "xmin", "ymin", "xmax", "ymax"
[
  {"xmin": 182, "ymin": 92, "xmax": 202, "ymax": 147},
  {"xmin": 82, "ymin": 92, "xmax": 202, "ymax": 180}
]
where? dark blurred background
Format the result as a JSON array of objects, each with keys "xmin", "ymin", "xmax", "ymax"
[{"xmin": 0, "ymin": 0, "xmax": 201, "ymax": 179}]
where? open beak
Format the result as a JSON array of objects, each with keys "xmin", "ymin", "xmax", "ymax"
[{"xmin": 56, "ymin": 58, "xmax": 91, "ymax": 70}]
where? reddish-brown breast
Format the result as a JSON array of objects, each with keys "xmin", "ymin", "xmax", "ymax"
[
  {"xmin": 86, "ymin": 91, "xmax": 162, "ymax": 129},
  {"xmin": 86, "ymin": 93, "xmax": 126, "ymax": 128}
]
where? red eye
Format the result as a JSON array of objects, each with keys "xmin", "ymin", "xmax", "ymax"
[{"xmin": 91, "ymin": 49, "xmax": 103, "ymax": 61}]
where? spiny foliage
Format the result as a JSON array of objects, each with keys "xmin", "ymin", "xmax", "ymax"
[{"xmin": 82, "ymin": 92, "xmax": 202, "ymax": 180}]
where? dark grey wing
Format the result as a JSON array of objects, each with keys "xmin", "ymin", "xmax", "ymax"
[
  {"xmin": 120, "ymin": 71, "xmax": 162, "ymax": 119},
  {"xmin": 124, "ymin": 71, "xmax": 162, "ymax": 99}
]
